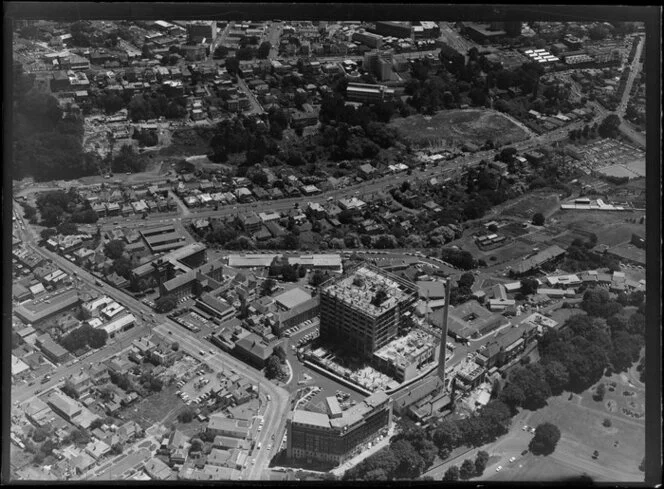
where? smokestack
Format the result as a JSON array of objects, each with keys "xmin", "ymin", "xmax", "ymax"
[{"xmin": 437, "ymin": 279, "xmax": 452, "ymax": 385}]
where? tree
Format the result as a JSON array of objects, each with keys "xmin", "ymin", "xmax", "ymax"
[
  {"xmin": 213, "ymin": 45, "xmax": 229, "ymax": 59},
  {"xmin": 261, "ymin": 278, "xmax": 276, "ymax": 296},
  {"xmin": 529, "ymin": 423, "xmax": 561, "ymax": 455},
  {"xmin": 61, "ymin": 381, "xmax": 80, "ymax": 399},
  {"xmin": 458, "ymin": 272, "xmax": 475, "ymax": 289},
  {"xmin": 459, "ymin": 458, "xmax": 476, "ymax": 479},
  {"xmin": 443, "ymin": 465, "xmax": 460, "ymax": 481},
  {"xmin": 391, "ymin": 439, "xmax": 425, "ymax": 478},
  {"xmin": 190, "ymin": 438, "xmax": 203, "ymax": 453},
  {"xmin": 273, "ymin": 345, "xmax": 287, "ymax": 363},
  {"xmin": 32, "ymin": 427, "xmax": 49, "ymax": 443},
  {"xmin": 110, "ymin": 443, "xmax": 123, "ymax": 455},
  {"xmin": 70, "ymin": 428, "xmax": 91, "ymax": 446},
  {"xmin": 593, "ymin": 382, "xmax": 606, "ymax": 402},
  {"xmin": 265, "ymin": 355, "xmax": 283, "ymax": 380},
  {"xmin": 532, "ymin": 212, "xmax": 545, "ymax": 226},
  {"xmin": 258, "ymin": 41, "xmax": 271, "ymax": 59},
  {"xmin": 171, "ymin": 342, "xmax": 179, "ymax": 351},
  {"xmin": 309, "ymin": 270, "xmax": 328, "ymax": 287},
  {"xmin": 602, "ymin": 418, "xmax": 612, "ymax": 427},
  {"xmin": 475, "ymin": 450, "xmax": 490, "ymax": 476},
  {"xmin": 520, "ymin": 278, "xmax": 539, "ymax": 295},
  {"xmin": 177, "ymin": 408, "xmax": 194, "ymax": 423},
  {"xmin": 581, "ymin": 288, "xmax": 612, "ymax": 317},
  {"xmin": 154, "ymin": 295, "xmax": 177, "ymax": 313},
  {"xmin": 598, "ymin": 114, "xmax": 621, "ymax": 139},
  {"xmin": 543, "ymin": 360, "xmax": 570, "ymax": 395},
  {"xmin": 104, "ymin": 239, "xmax": 126, "ymax": 259}
]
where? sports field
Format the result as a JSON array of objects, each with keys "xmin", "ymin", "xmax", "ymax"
[{"xmin": 390, "ymin": 109, "xmax": 530, "ymax": 148}]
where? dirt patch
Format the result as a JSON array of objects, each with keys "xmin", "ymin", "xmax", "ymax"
[{"xmin": 390, "ymin": 109, "xmax": 530, "ymax": 148}]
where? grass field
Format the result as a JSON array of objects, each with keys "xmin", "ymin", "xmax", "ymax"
[
  {"xmin": 389, "ymin": 109, "xmax": 530, "ymax": 148},
  {"xmin": 502, "ymin": 193, "xmax": 561, "ymax": 220},
  {"xmin": 489, "ymin": 382, "xmax": 645, "ymax": 483}
]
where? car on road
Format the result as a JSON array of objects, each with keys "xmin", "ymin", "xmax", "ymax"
[
  {"xmin": 529, "ymin": 427, "xmax": 536, "ymax": 434},
  {"xmin": 199, "ymin": 350, "xmax": 205, "ymax": 356},
  {"xmin": 251, "ymin": 459, "xmax": 256, "ymax": 465},
  {"xmin": 521, "ymin": 450, "xmax": 529, "ymax": 456},
  {"xmin": 522, "ymin": 425, "xmax": 529, "ymax": 431},
  {"xmin": 509, "ymin": 457, "xmax": 516, "ymax": 463},
  {"xmin": 496, "ymin": 466, "xmax": 503, "ymax": 472}
]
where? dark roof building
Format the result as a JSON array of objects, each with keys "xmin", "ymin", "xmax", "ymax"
[{"xmin": 234, "ymin": 333, "xmax": 273, "ymax": 368}]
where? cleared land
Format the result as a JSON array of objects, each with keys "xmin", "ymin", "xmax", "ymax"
[
  {"xmin": 502, "ymin": 193, "xmax": 560, "ymax": 220},
  {"xmin": 390, "ymin": 109, "xmax": 530, "ymax": 148}
]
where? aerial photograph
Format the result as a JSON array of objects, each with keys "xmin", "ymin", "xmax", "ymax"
[{"xmin": 7, "ymin": 9, "xmax": 655, "ymax": 484}]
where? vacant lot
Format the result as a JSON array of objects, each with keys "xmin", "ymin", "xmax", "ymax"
[
  {"xmin": 122, "ymin": 384, "xmax": 183, "ymax": 429},
  {"xmin": 390, "ymin": 109, "xmax": 530, "ymax": 148},
  {"xmin": 553, "ymin": 210, "xmax": 645, "ymax": 248},
  {"xmin": 502, "ymin": 193, "xmax": 561, "ymax": 220}
]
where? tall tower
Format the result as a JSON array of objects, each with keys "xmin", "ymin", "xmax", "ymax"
[{"xmin": 437, "ymin": 279, "xmax": 453, "ymax": 384}]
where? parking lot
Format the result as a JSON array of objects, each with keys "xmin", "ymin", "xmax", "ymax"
[{"xmin": 174, "ymin": 364, "xmax": 220, "ymax": 412}]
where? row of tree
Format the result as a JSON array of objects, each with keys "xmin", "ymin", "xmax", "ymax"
[{"xmin": 344, "ymin": 399, "xmax": 512, "ymax": 480}]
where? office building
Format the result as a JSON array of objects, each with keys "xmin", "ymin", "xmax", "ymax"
[
  {"xmin": 319, "ymin": 264, "xmax": 418, "ymax": 358},
  {"xmin": 363, "ymin": 51, "xmax": 394, "ymax": 81},
  {"xmin": 352, "ymin": 30, "xmax": 383, "ymax": 49},
  {"xmin": 374, "ymin": 21, "xmax": 413, "ymax": 40},
  {"xmin": 346, "ymin": 82, "xmax": 395, "ymax": 104},
  {"xmin": 187, "ymin": 21, "xmax": 217, "ymax": 43},
  {"xmin": 287, "ymin": 390, "xmax": 392, "ymax": 465}
]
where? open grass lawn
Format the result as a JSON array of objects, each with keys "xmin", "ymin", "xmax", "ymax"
[
  {"xmin": 500, "ymin": 222, "xmax": 530, "ymax": 238},
  {"xmin": 389, "ymin": 109, "xmax": 529, "ymax": 147},
  {"xmin": 501, "ymin": 387, "xmax": 645, "ymax": 483},
  {"xmin": 593, "ymin": 222, "xmax": 646, "ymax": 248},
  {"xmin": 554, "ymin": 210, "xmax": 644, "ymax": 245}
]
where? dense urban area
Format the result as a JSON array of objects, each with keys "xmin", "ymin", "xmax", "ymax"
[{"xmin": 10, "ymin": 18, "xmax": 647, "ymax": 482}]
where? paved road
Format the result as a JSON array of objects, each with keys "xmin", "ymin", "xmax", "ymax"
[
  {"xmin": 236, "ymin": 76, "xmax": 265, "ymax": 115},
  {"xmin": 12, "ymin": 204, "xmax": 291, "ymax": 480}
]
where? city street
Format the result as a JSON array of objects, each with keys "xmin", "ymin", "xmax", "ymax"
[{"xmin": 12, "ymin": 202, "xmax": 291, "ymax": 480}]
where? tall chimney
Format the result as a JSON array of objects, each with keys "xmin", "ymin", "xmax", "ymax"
[{"xmin": 437, "ymin": 279, "xmax": 452, "ymax": 384}]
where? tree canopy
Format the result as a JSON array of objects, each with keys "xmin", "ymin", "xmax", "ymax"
[{"xmin": 529, "ymin": 422, "xmax": 561, "ymax": 455}]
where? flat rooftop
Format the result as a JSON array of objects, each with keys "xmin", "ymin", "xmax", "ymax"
[
  {"xmin": 14, "ymin": 289, "xmax": 80, "ymax": 324},
  {"xmin": 373, "ymin": 328, "xmax": 436, "ymax": 366},
  {"xmin": 292, "ymin": 390, "xmax": 390, "ymax": 430},
  {"xmin": 321, "ymin": 265, "xmax": 417, "ymax": 318},
  {"xmin": 274, "ymin": 287, "xmax": 311, "ymax": 310}
]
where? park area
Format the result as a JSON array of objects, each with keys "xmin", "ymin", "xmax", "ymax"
[
  {"xmin": 390, "ymin": 109, "xmax": 530, "ymax": 148},
  {"xmin": 489, "ymin": 377, "xmax": 645, "ymax": 483}
]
